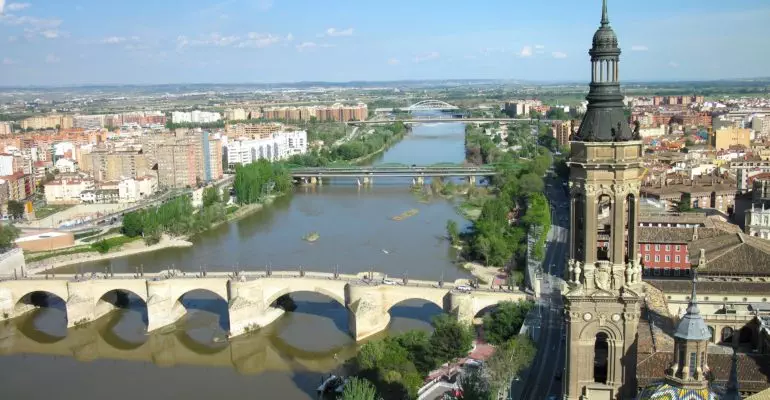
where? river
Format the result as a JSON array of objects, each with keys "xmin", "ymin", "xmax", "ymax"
[{"xmin": 0, "ymin": 122, "xmax": 475, "ymax": 399}]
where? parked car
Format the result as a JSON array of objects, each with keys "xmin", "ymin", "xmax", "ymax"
[{"xmin": 456, "ymin": 285, "xmax": 473, "ymax": 292}]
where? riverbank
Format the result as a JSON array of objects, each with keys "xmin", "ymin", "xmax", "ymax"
[
  {"xmin": 26, "ymin": 235, "xmax": 193, "ymax": 273},
  {"xmin": 25, "ymin": 196, "xmax": 282, "ymax": 274}
]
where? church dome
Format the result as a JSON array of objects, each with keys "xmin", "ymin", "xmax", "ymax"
[
  {"xmin": 592, "ymin": 26, "xmax": 618, "ymax": 50},
  {"xmin": 638, "ymin": 382, "xmax": 720, "ymax": 400}
]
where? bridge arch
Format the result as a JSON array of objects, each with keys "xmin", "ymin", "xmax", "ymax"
[
  {"xmin": 14, "ymin": 290, "xmax": 68, "ymax": 319},
  {"xmin": 407, "ymin": 100, "xmax": 459, "ymax": 111},
  {"xmin": 95, "ymin": 288, "xmax": 148, "ymax": 329},
  {"xmin": 385, "ymin": 295, "xmax": 448, "ymax": 314},
  {"xmin": 263, "ymin": 284, "xmax": 348, "ymax": 309},
  {"xmin": 97, "ymin": 310, "xmax": 149, "ymax": 351},
  {"xmin": 174, "ymin": 288, "xmax": 231, "ymax": 333}
]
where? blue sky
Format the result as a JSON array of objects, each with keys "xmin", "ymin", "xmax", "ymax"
[{"xmin": 1, "ymin": 0, "xmax": 769, "ymax": 86}]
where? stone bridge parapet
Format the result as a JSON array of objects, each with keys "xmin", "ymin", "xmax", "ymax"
[{"xmin": 0, "ymin": 270, "xmax": 530, "ymax": 340}]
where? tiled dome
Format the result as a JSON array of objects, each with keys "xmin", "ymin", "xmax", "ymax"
[{"xmin": 638, "ymin": 382, "xmax": 720, "ymax": 400}]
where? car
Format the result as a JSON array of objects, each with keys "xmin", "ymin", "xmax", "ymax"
[
  {"xmin": 456, "ymin": 285, "xmax": 473, "ymax": 292},
  {"xmin": 555, "ymin": 370, "xmax": 563, "ymax": 381},
  {"xmin": 382, "ymin": 279, "xmax": 398, "ymax": 285}
]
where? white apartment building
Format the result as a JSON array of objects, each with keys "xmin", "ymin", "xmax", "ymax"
[
  {"xmin": 746, "ymin": 204, "xmax": 770, "ymax": 239},
  {"xmin": 118, "ymin": 176, "xmax": 158, "ymax": 203},
  {"xmin": 171, "ymin": 111, "xmax": 222, "ymax": 124},
  {"xmin": 226, "ymin": 130, "xmax": 307, "ymax": 167},
  {"xmin": 44, "ymin": 178, "xmax": 95, "ymax": 204},
  {"xmin": 0, "ymin": 154, "xmax": 14, "ymax": 176},
  {"xmin": 730, "ymin": 160, "xmax": 770, "ymax": 193},
  {"xmin": 54, "ymin": 158, "xmax": 77, "ymax": 173}
]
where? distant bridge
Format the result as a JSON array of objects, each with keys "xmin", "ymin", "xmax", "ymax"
[
  {"xmin": 0, "ymin": 269, "xmax": 527, "ymax": 341},
  {"xmin": 349, "ymin": 117, "xmax": 553, "ymax": 125},
  {"xmin": 405, "ymin": 100, "xmax": 459, "ymax": 112},
  {"xmin": 290, "ymin": 165, "xmax": 498, "ymax": 184}
]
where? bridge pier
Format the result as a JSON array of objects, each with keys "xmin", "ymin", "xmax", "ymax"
[
  {"xmin": 347, "ymin": 285, "xmax": 391, "ymax": 341},
  {"xmin": 228, "ymin": 280, "xmax": 285, "ymax": 338},
  {"xmin": 416, "ymin": 176, "xmax": 425, "ymax": 186},
  {"xmin": 362, "ymin": 176, "xmax": 373, "ymax": 186},
  {"xmin": 467, "ymin": 175, "xmax": 476, "ymax": 186},
  {"xmin": 146, "ymin": 280, "xmax": 187, "ymax": 333}
]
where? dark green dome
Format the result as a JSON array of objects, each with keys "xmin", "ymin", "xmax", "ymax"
[{"xmin": 592, "ymin": 26, "xmax": 618, "ymax": 50}]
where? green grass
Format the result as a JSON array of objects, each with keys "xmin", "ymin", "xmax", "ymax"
[
  {"xmin": 34, "ymin": 204, "xmax": 74, "ymax": 220},
  {"xmin": 25, "ymin": 235, "xmax": 140, "ymax": 263},
  {"xmin": 74, "ymin": 230, "xmax": 100, "ymax": 240}
]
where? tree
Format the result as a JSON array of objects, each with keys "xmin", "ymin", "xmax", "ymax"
[
  {"xmin": 121, "ymin": 212, "xmax": 145, "ymax": 237},
  {"xmin": 393, "ymin": 330, "xmax": 435, "ymax": 375},
  {"xmin": 482, "ymin": 300, "xmax": 535, "ymax": 345},
  {"xmin": 0, "ymin": 224, "xmax": 20, "ymax": 251},
  {"xmin": 677, "ymin": 193, "xmax": 693, "ymax": 212},
  {"xmin": 202, "ymin": 186, "xmax": 220, "ymax": 208},
  {"xmin": 91, "ymin": 239, "xmax": 111, "ymax": 254},
  {"xmin": 429, "ymin": 315, "xmax": 474, "ymax": 365},
  {"xmin": 7, "ymin": 200, "xmax": 25, "ymax": 220},
  {"xmin": 339, "ymin": 377, "xmax": 379, "ymax": 400},
  {"xmin": 457, "ymin": 368, "xmax": 492, "ymax": 400},
  {"xmin": 518, "ymin": 172, "xmax": 545, "ymax": 195},
  {"xmin": 484, "ymin": 337, "xmax": 537, "ymax": 397},
  {"xmin": 446, "ymin": 220, "xmax": 460, "ymax": 246}
]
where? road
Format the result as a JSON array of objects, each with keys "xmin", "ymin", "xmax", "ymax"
[{"xmin": 515, "ymin": 175, "xmax": 570, "ymax": 400}]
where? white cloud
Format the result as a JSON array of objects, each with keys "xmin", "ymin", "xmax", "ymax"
[
  {"xmin": 414, "ymin": 51, "xmax": 440, "ymax": 63},
  {"xmin": 323, "ymin": 27, "xmax": 354, "ymax": 37},
  {"xmin": 40, "ymin": 29, "xmax": 59, "ymax": 39},
  {"xmin": 177, "ymin": 32, "xmax": 289, "ymax": 50},
  {"xmin": 6, "ymin": 2, "xmax": 30, "ymax": 11},
  {"xmin": 7, "ymin": 35, "xmax": 16, "ymax": 42},
  {"xmin": 631, "ymin": 45, "xmax": 649, "ymax": 51},
  {"xmin": 0, "ymin": 0, "xmax": 5, "ymax": 14},
  {"xmin": 2, "ymin": 57, "xmax": 15, "ymax": 65},
  {"xmin": 45, "ymin": 54, "xmax": 60, "ymax": 63},
  {"xmin": 295, "ymin": 41, "xmax": 334, "ymax": 51},
  {"xmin": 101, "ymin": 36, "xmax": 127, "ymax": 44},
  {"xmin": 1, "ymin": 14, "xmax": 62, "ymax": 29},
  {"xmin": 387, "ymin": 58, "xmax": 400, "ymax": 65},
  {"xmin": 668, "ymin": 61, "xmax": 680, "ymax": 68},
  {"xmin": 238, "ymin": 32, "xmax": 282, "ymax": 48},
  {"xmin": 519, "ymin": 46, "xmax": 533, "ymax": 57},
  {"xmin": 534, "ymin": 44, "xmax": 545, "ymax": 49},
  {"xmin": 551, "ymin": 51, "xmax": 568, "ymax": 59}
]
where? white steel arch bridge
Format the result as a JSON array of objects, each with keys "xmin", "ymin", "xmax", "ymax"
[{"xmin": 405, "ymin": 100, "xmax": 459, "ymax": 112}]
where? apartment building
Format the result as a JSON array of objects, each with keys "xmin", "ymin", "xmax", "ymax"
[
  {"xmin": 713, "ymin": 127, "xmax": 751, "ymax": 150},
  {"xmin": 262, "ymin": 104, "xmax": 367, "ymax": 122},
  {"xmin": 0, "ymin": 122, "xmax": 11, "ymax": 136},
  {"xmin": 44, "ymin": 178, "xmax": 95, "ymax": 204},
  {"xmin": 224, "ymin": 108, "xmax": 247, "ymax": 121},
  {"xmin": 73, "ymin": 115, "xmax": 106, "ymax": 130},
  {"xmin": 503, "ymin": 100, "xmax": 542, "ymax": 117},
  {"xmin": 156, "ymin": 141, "xmax": 198, "ymax": 189},
  {"xmin": 86, "ymin": 150, "xmax": 150, "ymax": 182},
  {"xmin": 21, "ymin": 115, "xmax": 73, "ymax": 130},
  {"xmin": 0, "ymin": 154, "xmax": 14, "ymax": 176},
  {"xmin": 226, "ymin": 130, "xmax": 307, "ymax": 168},
  {"xmin": 225, "ymin": 123, "xmax": 283, "ymax": 139},
  {"xmin": 1, "ymin": 172, "xmax": 35, "ymax": 201},
  {"xmin": 118, "ymin": 176, "xmax": 158, "ymax": 203},
  {"xmin": 171, "ymin": 111, "xmax": 222, "ymax": 124},
  {"xmin": 551, "ymin": 120, "xmax": 572, "ymax": 147}
]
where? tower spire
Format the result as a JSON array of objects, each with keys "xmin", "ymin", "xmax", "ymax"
[{"xmin": 601, "ymin": 0, "xmax": 609, "ymax": 26}]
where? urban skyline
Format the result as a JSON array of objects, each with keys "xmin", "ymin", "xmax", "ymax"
[{"xmin": 1, "ymin": 0, "xmax": 770, "ymax": 85}]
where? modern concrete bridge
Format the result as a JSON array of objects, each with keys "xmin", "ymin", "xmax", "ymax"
[
  {"xmin": 0, "ymin": 270, "xmax": 528, "ymax": 341},
  {"xmin": 290, "ymin": 166, "xmax": 498, "ymax": 185}
]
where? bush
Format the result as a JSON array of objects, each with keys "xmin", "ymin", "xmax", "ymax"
[
  {"xmin": 91, "ymin": 239, "xmax": 111, "ymax": 254},
  {"xmin": 482, "ymin": 300, "xmax": 535, "ymax": 345}
]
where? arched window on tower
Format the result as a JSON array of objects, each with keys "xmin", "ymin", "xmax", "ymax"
[
  {"xmin": 594, "ymin": 332, "xmax": 609, "ymax": 383},
  {"xmin": 597, "ymin": 194, "xmax": 612, "ymax": 261},
  {"xmin": 573, "ymin": 193, "xmax": 585, "ymax": 260},
  {"xmin": 626, "ymin": 194, "xmax": 636, "ymax": 262}
]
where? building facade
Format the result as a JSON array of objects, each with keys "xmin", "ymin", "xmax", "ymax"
[
  {"xmin": 87, "ymin": 150, "xmax": 150, "ymax": 182},
  {"xmin": 563, "ymin": 3, "xmax": 643, "ymax": 399},
  {"xmin": 44, "ymin": 178, "xmax": 95, "ymax": 204},
  {"xmin": 713, "ymin": 127, "xmax": 751, "ymax": 151}
]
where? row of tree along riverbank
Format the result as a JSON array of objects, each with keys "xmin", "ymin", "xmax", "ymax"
[{"xmin": 449, "ymin": 122, "xmax": 558, "ymax": 287}]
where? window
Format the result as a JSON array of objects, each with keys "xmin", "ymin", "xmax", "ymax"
[
  {"xmin": 655, "ymin": 255, "xmax": 660, "ymax": 262},
  {"xmin": 665, "ymin": 255, "xmax": 671, "ymax": 262},
  {"xmin": 676, "ymin": 245, "xmax": 681, "ymax": 251},
  {"xmin": 594, "ymin": 333, "xmax": 609, "ymax": 384},
  {"xmin": 664, "ymin": 268, "xmax": 671, "ymax": 276},
  {"xmin": 645, "ymin": 254, "xmax": 650, "ymax": 262},
  {"xmin": 655, "ymin": 244, "xmax": 660, "ymax": 251},
  {"xmin": 666, "ymin": 245, "xmax": 671, "ymax": 251},
  {"xmin": 675, "ymin": 255, "xmax": 681, "ymax": 263},
  {"xmin": 645, "ymin": 244, "xmax": 650, "ymax": 251},
  {"xmin": 674, "ymin": 269, "xmax": 681, "ymax": 277},
  {"xmin": 690, "ymin": 353, "xmax": 697, "ymax": 377},
  {"xmin": 685, "ymin": 255, "xmax": 689, "ymax": 263}
]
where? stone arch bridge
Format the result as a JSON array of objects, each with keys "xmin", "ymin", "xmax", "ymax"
[{"xmin": 0, "ymin": 270, "xmax": 529, "ymax": 341}]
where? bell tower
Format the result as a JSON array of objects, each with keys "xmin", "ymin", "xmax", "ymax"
[{"xmin": 563, "ymin": 1, "xmax": 644, "ymax": 399}]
